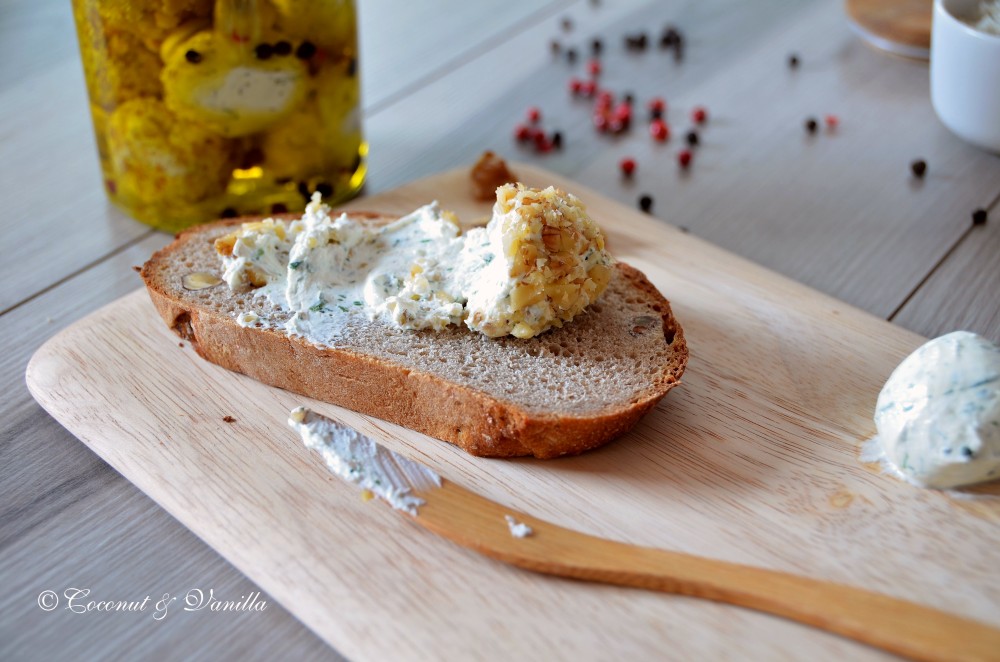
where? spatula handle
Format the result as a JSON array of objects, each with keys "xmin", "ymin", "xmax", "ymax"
[{"xmin": 415, "ymin": 481, "xmax": 1000, "ymax": 662}]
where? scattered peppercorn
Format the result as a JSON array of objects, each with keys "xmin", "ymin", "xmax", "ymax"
[
  {"xmin": 972, "ymin": 208, "xmax": 988, "ymax": 226},
  {"xmin": 678, "ymin": 149, "xmax": 692, "ymax": 168},
  {"xmin": 620, "ymin": 157, "xmax": 636, "ymax": 177},
  {"xmin": 788, "ymin": 53, "xmax": 800, "ymax": 69},
  {"xmin": 569, "ymin": 78, "xmax": 583, "ymax": 95},
  {"xmin": 550, "ymin": 40, "xmax": 561, "ymax": 54},
  {"xmin": 636, "ymin": 33, "xmax": 648, "ymax": 50},
  {"xmin": 315, "ymin": 182, "xmax": 334, "ymax": 198},
  {"xmin": 551, "ymin": 131, "xmax": 563, "ymax": 149},
  {"xmin": 271, "ymin": 203, "xmax": 288, "ymax": 214},
  {"xmin": 295, "ymin": 41, "xmax": 317, "ymax": 59},
  {"xmin": 649, "ymin": 108, "xmax": 663, "ymax": 121},
  {"xmin": 623, "ymin": 93, "xmax": 634, "ymax": 106},
  {"xmin": 527, "ymin": 107, "xmax": 541, "ymax": 124},
  {"xmin": 692, "ymin": 107, "xmax": 707, "ymax": 124},
  {"xmin": 588, "ymin": 59, "xmax": 602, "ymax": 76},
  {"xmin": 910, "ymin": 159, "xmax": 927, "ymax": 178},
  {"xmin": 659, "ymin": 26, "xmax": 680, "ymax": 48},
  {"xmin": 221, "ymin": 207, "xmax": 238, "ymax": 218},
  {"xmin": 685, "ymin": 130, "xmax": 699, "ymax": 147},
  {"xmin": 804, "ymin": 117, "xmax": 818, "ymax": 134},
  {"xmin": 566, "ymin": 47, "xmax": 578, "ymax": 63},
  {"xmin": 274, "ymin": 40, "xmax": 292, "ymax": 56},
  {"xmin": 562, "ymin": 17, "xmax": 573, "ymax": 31},
  {"xmin": 255, "ymin": 43, "xmax": 273, "ymax": 59},
  {"xmin": 961, "ymin": 446, "xmax": 974, "ymax": 458},
  {"xmin": 591, "ymin": 38, "xmax": 603, "ymax": 55},
  {"xmin": 824, "ymin": 114, "xmax": 839, "ymax": 131},
  {"xmin": 185, "ymin": 49, "xmax": 202, "ymax": 64},
  {"xmin": 650, "ymin": 119, "xmax": 669, "ymax": 141},
  {"xmin": 515, "ymin": 124, "xmax": 532, "ymax": 142},
  {"xmin": 639, "ymin": 194, "xmax": 653, "ymax": 213}
]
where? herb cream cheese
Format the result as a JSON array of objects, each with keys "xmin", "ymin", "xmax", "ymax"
[
  {"xmin": 216, "ymin": 183, "xmax": 614, "ymax": 341},
  {"xmin": 871, "ymin": 331, "xmax": 1000, "ymax": 489}
]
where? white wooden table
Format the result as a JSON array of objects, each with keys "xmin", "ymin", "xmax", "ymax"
[{"xmin": 1, "ymin": 0, "xmax": 998, "ymax": 660}]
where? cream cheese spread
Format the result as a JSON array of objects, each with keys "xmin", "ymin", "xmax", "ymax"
[
  {"xmin": 216, "ymin": 184, "xmax": 613, "ymax": 342},
  {"xmin": 504, "ymin": 515, "xmax": 533, "ymax": 538},
  {"xmin": 288, "ymin": 406, "xmax": 441, "ymax": 515},
  {"xmin": 871, "ymin": 331, "xmax": 1000, "ymax": 489}
]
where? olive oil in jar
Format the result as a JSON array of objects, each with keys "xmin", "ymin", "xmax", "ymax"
[{"xmin": 72, "ymin": 0, "xmax": 366, "ymax": 233}]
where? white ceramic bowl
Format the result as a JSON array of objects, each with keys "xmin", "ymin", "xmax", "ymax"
[{"xmin": 930, "ymin": 0, "xmax": 1000, "ymax": 153}]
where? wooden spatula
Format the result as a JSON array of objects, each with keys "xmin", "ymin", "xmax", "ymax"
[{"xmin": 291, "ymin": 408, "xmax": 1000, "ymax": 662}]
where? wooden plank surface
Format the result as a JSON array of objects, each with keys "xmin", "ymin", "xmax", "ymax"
[
  {"xmin": 25, "ymin": 165, "xmax": 1000, "ymax": 661},
  {"xmin": 892, "ymin": 199, "xmax": 1000, "ymax": 343}
]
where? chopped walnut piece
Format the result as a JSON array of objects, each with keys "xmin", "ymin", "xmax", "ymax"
[{"xmin": 470, "ymin": 151, "xmax": 518, "ymax": 202}]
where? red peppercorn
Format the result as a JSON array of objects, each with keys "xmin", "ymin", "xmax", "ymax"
[
  {"xmin": 650, "ymin": 118, "xmax": 669, "ymax": 141},
  {"xmin": 569, "ymin": 78, "xmax": 583, "ymax": 95},
  {"xmin": 619, "ymin": 157, "xmax": 636, "ymax": 176},
  {"xmin": 648, "ymin": 97, "xmax": 666, "ymax": 113},
  {"xmin": 588, "ymin": 59, "xmax": 602, "ymax": 76},
  {"xmin": 692, "ymin": 107, "xmax": 707, "ymax": 124},
  {"xmin": 536, "ymin": 137, "xmax": 554, "ymax": 153},
  {"xmin": 515, "ymin": 124, "xmax": 532, "ymax": 142},
  {"xmin": 824, "ymin": 114, "xmax": 839, "ymax": 130},
  {"xmin": 614, "ymin": 102, "xmax": 632, "ymax": 123},
  {"xmin": 593, "ymin": 113, "xmax": 610, "ymax": 132},
  {"xmin": 596, "ymin": 90, "xmax": 613, "ymax": 108},
  {"xmin": 533, "ymin": 131, "xmax": 548, "ymax": 148},
  {"xmin": 678, "ymin": 149, "xmax": 692, "ymax": 168},
  {"xmin": 580, "ymin": 80, "xmax": 596, "ymax": 97},
  {"xmin": 527, "ymin": 107, "xmax": 541, "ymax": 124}
]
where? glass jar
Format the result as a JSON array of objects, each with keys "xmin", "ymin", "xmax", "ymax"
[{"xmin": 72, "ymin": 0, "xmax": 366, "ymax": 233}]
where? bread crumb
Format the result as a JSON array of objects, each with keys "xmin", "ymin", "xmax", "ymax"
[{"xmin": 223, "ymin": 415, "xmax": 236, "ymax": 423}]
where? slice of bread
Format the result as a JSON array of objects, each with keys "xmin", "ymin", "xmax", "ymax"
[{"xmin": 141, "ymin": 213, "xmax": 688, "ymax": 458}]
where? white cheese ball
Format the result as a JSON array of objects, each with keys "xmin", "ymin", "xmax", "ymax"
[{"xmin": 874, "ymin": 331, "xmax": 1000, "ymax": 488}]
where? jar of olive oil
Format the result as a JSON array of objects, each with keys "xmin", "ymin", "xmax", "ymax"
[{"xmin": 72, "ymin": 0, "xmax": 366, "ymax": 233}]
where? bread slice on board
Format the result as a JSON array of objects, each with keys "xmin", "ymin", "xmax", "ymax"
[{"xmin": 140, "ymin": 213, "xmax": 688, "ymax": 458}]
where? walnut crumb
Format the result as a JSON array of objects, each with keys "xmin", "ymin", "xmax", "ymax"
[{"xmin": 223, "ymin": 415, "xmax": 236, "ymax": 423}]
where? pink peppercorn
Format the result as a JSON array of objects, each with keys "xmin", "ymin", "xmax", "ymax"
[
  {"xmin": 678, "ymin": 149, "xmax": 692, "ymax": 168},
  {"xmin": 620, "ymin": 157, "xmax": 636, "ymax": 176},
  {"xmin": 692, "ymin": 106, "xmax": 707, "ymax": 124},
  {"xmin": 650, "ymin": 119, "xmax": 669, "ymax": 141}
]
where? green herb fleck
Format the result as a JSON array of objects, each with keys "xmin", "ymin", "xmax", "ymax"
[
  {"xmin": 338, "ymin": 305, "xmax": 349, "ymax": 313},
  {"xmin": 253, "ymin": 248, "xmax": 264, "ymax": 260},
  {"xmin": 353, "ymin": 301, "xmax": 363, "ymax": 306},
  {"xmin": 309, "ymin": 297, "xmax": 325, "ymax": 312}
]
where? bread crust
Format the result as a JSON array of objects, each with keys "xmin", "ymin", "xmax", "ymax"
[{"xmin": 141, "ymin": 214, "xmax": 687, "ymax": 458}]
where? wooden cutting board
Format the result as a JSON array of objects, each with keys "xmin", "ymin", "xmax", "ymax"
[{"xmin": 26, "ymin": 164, "xmax": 1000, "ymax": 660}]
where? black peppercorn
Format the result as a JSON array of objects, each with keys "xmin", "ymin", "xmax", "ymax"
[
  {"xmin": 972, "ymin": 208, "xmax": 988, "ymax": 226},
  {"xmin": 254, "ymin": 43, "xmax": 273, "ymax": 60},
  {"xmin": 185, "ymin": 49, "xmax": 202, "ymax": 64},
  {"xmin": 788, "ymin": 53, "xmax": 800, "ymax": 69},
  {"xmin": 623, "ymin": 93, "xmax": 634, "ymax": 106},
  {"xmin": 649, "ymin": 107, "xmax": 663, "ymax": 121},
  {"xmin": 561, "ymin": 17, "xmax": 573, "ymax": 32},
  {"xmin": 566, "ymin": 47, "xmax": 578, "ymax": 63},
  {"xmin": 296, "ymin": 41, "xmax": 317, "ymax": 59},
  {"xmin": 550, "ymin": 40, "xmax": 561, "ymax": 54},
  {"xmin": 639, "ymin": 194, "xmax": 653, "ymax": 213},
  {"xmin": 274, "ymin": 41, "xmax": 292, "ymax": 56},
  {"xmin": 685, "ymin": 130, "xmax": 699, "ymax": 147},
  {"xmin": 551, "ymin": 131, "xmax": 563, "ymax": 149},
  {"xmin": 910, "ymin": 159, "xmax": 927, "ymax": 178},
  {"xmin": 805, "ymin": 117, "xmax": 818, "ymax": 134},
  {"xmin": 591, "ymin": 38, "xmax": 602, "ymax": 55}
]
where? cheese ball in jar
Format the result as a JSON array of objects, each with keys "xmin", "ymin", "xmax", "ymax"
[{"xmin": 71, "ymin": 0, "xmax": 366, "ymax": 233}]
